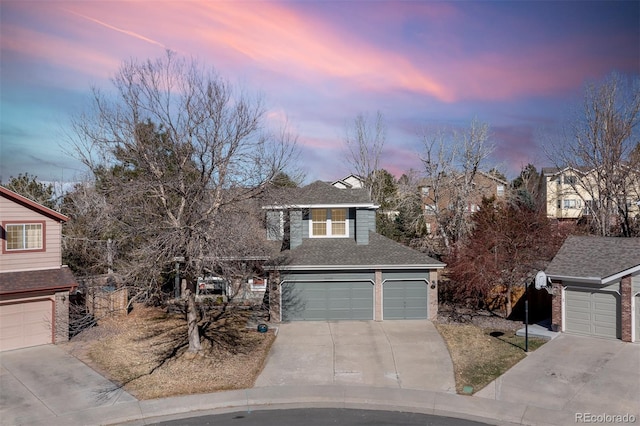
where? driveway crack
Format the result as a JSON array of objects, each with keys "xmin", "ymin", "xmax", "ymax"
[
  {"xmin": 328, "ymin": 322, "xmax": 336, "ymax": 384},
  {"xmin": 379, "ymin": 322, "xmax": 401, "ymax": 388}
]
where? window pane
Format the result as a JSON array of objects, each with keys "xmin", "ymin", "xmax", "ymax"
[
  {"xmin": 25, "ymin": 224, "xmax": 42, "ymax": 249},
  {"xmin": 331, "ymin": 209, "xmax": 346, "ymax": 235},
  {"xmin": 6, "ymin": 225, "xmax": 24, "ymax": 250},
  {"xmin": 312, "ymin": 222, "xmax": 327, "ymax": 236},
  {"xmin": 312, "ymin": 209, "xmax": 326, "ymax": 221},
  {"xmin": 311, "ymin": 209, "xmax": 327, "ymax": 236},
  {"xmin": 4, "ymin": 224, "xmax": 42, "ymax": 250}
]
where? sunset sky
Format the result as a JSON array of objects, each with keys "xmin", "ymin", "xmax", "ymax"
[{"xmin": 1, "ymin": 1, "xmax": 638, "ymax": 184}]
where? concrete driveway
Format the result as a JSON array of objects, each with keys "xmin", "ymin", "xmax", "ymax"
[
  {"xmin": 0, "ymin": 345, "xmax": 136, "ymax": 425},
  {"xmin": 255, "ymin": 320, "xmax": 455, "ymax": 393},
  {"xmin": 475, "ymin": 334, "xmax": 640, "ymax": 417}
]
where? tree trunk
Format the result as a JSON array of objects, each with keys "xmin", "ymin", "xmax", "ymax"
[{"xmin": 185, "ymin": 289, "xmax": 202, "ymax": 352}]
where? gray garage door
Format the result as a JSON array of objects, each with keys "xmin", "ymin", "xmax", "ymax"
[
  {"xmin": 383, "ymin": 280, "xmax": 428, "ymax": 320},
  {"xmin": 282, "ymin": 281, "xmax": 374, "ymax": 321},
  {"xmin": 565, "ymin": 288, "xmax": 619, "ymax": 339}
]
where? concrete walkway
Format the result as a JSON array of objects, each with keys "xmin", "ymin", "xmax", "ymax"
[{"xmin": 254, "ymin": 320, "xmax": 455, "ymax": 392}]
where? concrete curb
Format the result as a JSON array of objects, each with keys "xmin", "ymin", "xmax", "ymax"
[{"xmin": 26, "ymin": 386, "xmax": 580, "ymax": 426}]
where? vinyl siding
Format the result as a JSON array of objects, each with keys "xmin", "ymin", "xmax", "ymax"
[{"xmin": 0, "ymin": 197, "xmax": 63, "ymax": 272}]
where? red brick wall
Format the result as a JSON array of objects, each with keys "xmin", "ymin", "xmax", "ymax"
[{"xmin": 551, "ymin": 280, "xmax": 563, "ymax": 332}]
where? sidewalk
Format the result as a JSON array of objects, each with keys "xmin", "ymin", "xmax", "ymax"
[{"xmin": 19, "ymin": 385, "xmax": 583, "ymax": 426}]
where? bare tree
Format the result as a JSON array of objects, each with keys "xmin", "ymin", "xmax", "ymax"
[
  {"xmin": 551, "ymin": 73, "xmax": 640, "ymax": 237},
  {"xmin": 344, "ymin": 111, "xmax": 386, "ymax": 203},
  {"xmin": 418, "ymin": 119, "xmax": 495, "ymax": 253},
  {"xmin": 70, "ymin": 52, "xmax": 297, "ymax": 351}
]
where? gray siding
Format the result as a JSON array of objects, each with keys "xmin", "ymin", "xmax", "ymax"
[
  {"xmin": 633, "ymin": 274, "xmax": 640, "ymax": 294},
  {"xmin": 290, "ymin": 210, "xmax": 303, "ymax": 249},
  {"xmin": 356, "ymin": 209, "xmax": 375, "ymax": 245},
  {"xmin": 284, "ymin": 270, "xmax": 375, "ymax": 282}
]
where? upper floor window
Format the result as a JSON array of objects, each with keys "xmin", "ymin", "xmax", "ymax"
[
  {"xmin": 496, "ymin": 185, "xmax": 505, "ymax": 197},
  {"xmin": 4, "ymin": 223, "xmax": 44, "ymax": 251},
  {"xmin": 310, "ymin": 208, "xmax": 347, "ymax": 237},
  {"xmin": 421, "ymin": 186, "xmax": 430, "ymax": 196},
  {"xmin": 564, "ymin": 175, "xmax": 577, "ymax": 185},
  {"xmin": 563, "ymin": 199, "xmax": 581, "ymax": 209}
]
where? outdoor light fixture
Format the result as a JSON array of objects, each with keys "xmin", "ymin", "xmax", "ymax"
[{"xmin": 430, "ymin": 280, "xmax": 437, "ymax": 289}]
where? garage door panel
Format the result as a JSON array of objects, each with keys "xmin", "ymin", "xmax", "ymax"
[
  {"xmin": 565, "ymin": 289, "xmax": 619, "ymax": 339},
  {"xmin": 383, "ymin": 280, "xmax": 428, "ymax": 320},
  {"xmin": 0, "ymin": 300, "xmax": 53, "ymax": 351},
  {"xmin": 282, "ymin": 281, "xmax": 373, "ymax": 321}
]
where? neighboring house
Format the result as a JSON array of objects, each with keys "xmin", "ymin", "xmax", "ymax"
[
  {"xmin": 419, "ymin": 171, "xmax": 508, "ymax": 234},
  {"xmin": 545, "ymin": 236, "xmax": 640, "ymax": 342},
  {"xmin": 541, "ymin": 166, "xmax": 640, "ymax": 222},
  {"xmin": 0, "ymin": 186, "xmax": 77, "ymax": 351},
  {"xmin": 541, "ymin": 167, "xmax": 592, "ymax": 220},
  {"xmin": 263, "ymin": 180, "xmax": 445, "ymax": 321},
  {"xmin": 331, "ymin": 174, "xmax": 365, "ymax": 189}
]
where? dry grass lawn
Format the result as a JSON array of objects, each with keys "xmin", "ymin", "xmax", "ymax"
[
  {"xmin": 64, "ymin": 304, "xmax": 275, "ymax": 400},
  {"xmin": 435, "ymin": 323, "xmax": 546, "ymax": 395}
]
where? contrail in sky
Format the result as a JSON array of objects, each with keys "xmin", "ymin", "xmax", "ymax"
[{"xmin": 65, "ymin": 8, "xmax": 167, "ymax": 49}]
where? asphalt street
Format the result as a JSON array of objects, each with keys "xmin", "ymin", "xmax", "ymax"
[{"xmin": 153, "ymin": 408, "xmax": 493, "ymax": 426}]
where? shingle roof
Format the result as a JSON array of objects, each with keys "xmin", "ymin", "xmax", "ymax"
[
  {"xmin": 265, "ymin": 180, "xmax": 373, "ymax": 207},
  {"xmin": 545, "ymin": 236, "xmax": 640, "ymax": 282},
  {"xmin": 275, "ymin": 231, "xmax": 444, "ymax": 269},
  {"xmin": 0, "ymin": 267, "xmax": 77, "ymax": 296}
]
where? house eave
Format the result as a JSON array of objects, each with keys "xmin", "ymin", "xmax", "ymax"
[
  {"xmin": 262, "ymin": 203, "xmax": 378, "ymax": 210},
  {"xmin": 266, "ymin": 263, "xmax": 445, "ymax": 271},
  {"xmin": 545, "ymin": 274, "xmax": 602, "ymax": 284},
  {"xmin": 547, "ymin": 264, "xmax": 640, "ymax": 285}
]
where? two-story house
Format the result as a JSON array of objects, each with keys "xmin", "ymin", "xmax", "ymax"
[
  {"xmin": 541, "ymin": 167, "xmax": 591, "ymax": 220},
  {"xmin": 419, "ymin": 170, "xmax": 508, "ymax": 235},
  {"xmin": 0, "ymin": 187, "xmax": 77, "ymax": 351},
  {"xmin": 541, "ymin": 166, "xmax": 640, "ymax": 222},
  {"xmin": 263, "ymin": 180, "xmax": 444, "ymax": 322}
]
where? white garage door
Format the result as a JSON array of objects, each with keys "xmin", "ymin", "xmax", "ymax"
[
  {"xmin": 565, "ymin": 289, "xmax": 619, "ymax": 339},
  {"xmin": 0, "ymin": 300, "xmax": 53, "ymax": 351},
  {"xmin": 636, "ymin": 295, "xmax": 640, "ymax": 342}
]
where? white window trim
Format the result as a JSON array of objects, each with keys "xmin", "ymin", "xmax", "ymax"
[{"xmin": 309, "ymin": 208, "xmax": 349, "ymax": 238}]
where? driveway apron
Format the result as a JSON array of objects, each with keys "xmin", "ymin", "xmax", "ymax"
[
  {"xmin": 475, "ymin": 334, "xmax": 640, "ymax": 417},
  {"xmin": 0, "ymin": 345, "xmax": 136, "ymax": 425},
  {"xmin": 254, "ymin": 320, "xmax": 455, "ymax": 393}
]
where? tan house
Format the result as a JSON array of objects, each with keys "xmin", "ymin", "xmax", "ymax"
[
  {"xmin": 419, "ymin": 171, "xmax": 508, "ymax": 234},
  {"xmin": 541, "ymin": 166, "xmax": 640, "ymax": 222},
  {"xmin": 0, "ymin": 186, "xmax": 77, "ymax": 351}
]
